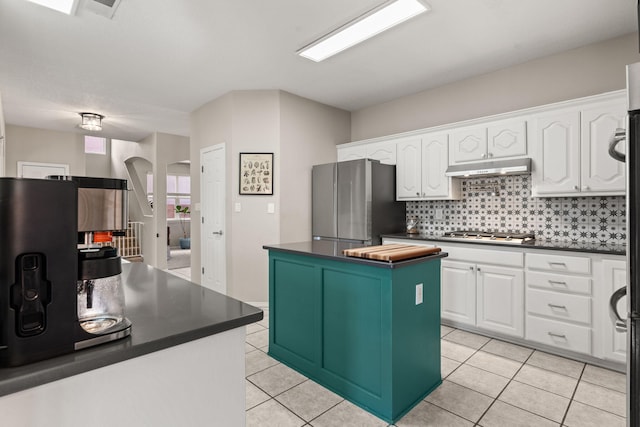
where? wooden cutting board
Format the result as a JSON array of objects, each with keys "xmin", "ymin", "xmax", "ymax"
[{"xmin": 343, "ymin": 244, "xmax": 441, "ymax": 262}]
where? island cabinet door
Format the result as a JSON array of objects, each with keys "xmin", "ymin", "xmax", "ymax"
[
  {"xmin": 476, "ymin": 264, "xmax": 524, "ymax": 338},
  {"xmin": 441, "ymin": 260, "xmax": 476, "ymax": 326}
]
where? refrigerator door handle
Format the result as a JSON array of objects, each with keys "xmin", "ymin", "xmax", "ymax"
[
  {"xmin": 609, "ymin": 286, "xmax": 628, "ymax": 333},
  {"xmin": 608, "ymin": 127, "xmax": 626, "ymax": 163}
]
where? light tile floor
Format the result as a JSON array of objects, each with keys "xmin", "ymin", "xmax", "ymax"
[{"xmin": 246, "ymin": 309, "xmax": 627, "ymax": 427}]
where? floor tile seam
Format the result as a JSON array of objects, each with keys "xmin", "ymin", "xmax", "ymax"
[
  {"xmin": 441, "ymin": 337, "xmax": 488, "ymax": 351},
  {"xmin": 463, "ymin": 359, "xmax": 523, "ymax": 380},
  {"xmin": 269, "ymin": 377, "xmax": 315, "ymax": 401},
  {"xmin": 257, "ymin": 396, "xmax": 308, "ymax": 426},
  {"xmin": 482, "ymin": 399, "xmax": 564, "ymax": 426},
  {"xmin": 303, "ymin": 399, "xmax": 345, "ymax": 425},
  {"xmin": 245, "ymin": 361, "xmax": 283, "ymax": 382},
  {"xmin": 477, "ymin": 336, "xmax": 536, "ymax": 363},
  {"xmin": 560, "ymin": 363, "xmax": 585, "ymax": 426},
  {"xmin": 523, "ymin": 359, "xmax": 584, "ymax": 381},
  {"xmin": 578, "ymin": 377, "xmax": 627, "ymax": 394},
  {"xmin": 419, "ymin": 399, "xmax": 485, "ymax": 425},
  {"xmin": 569, "ymin": 396, "xmax": 628, "ymax": 419}
]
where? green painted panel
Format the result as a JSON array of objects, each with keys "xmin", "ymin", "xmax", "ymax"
[
  {"xmin": 271, "ymin": 259, "xmax": 317, "ymax": 364},
  {"xmin": 322, "ymin": 268, "xmax": 383, "ymax": 398}
]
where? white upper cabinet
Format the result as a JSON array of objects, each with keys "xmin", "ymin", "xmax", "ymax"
[
  {"xmin": 365, "ymin": 140, "xmax": 396, "ymax": 165},
  {"xmin": 450, "ymin": 118, "xmax": 527, "ymax": 164},
  {"xmin": 580, "ymin": 101, "xmax": 626, "ymax": 193},
  {"xmin": 532, "ymin": 99, "xmax": 626, "ymax": 197},
  {"xmin": 337, "ymin": 144, "xmax": 366, "ymax": 162},
  {"xmin": 336, "ymin": 140, "xmax": 396, "ymax": 165},
  {"xmin": 533, "ymin": 110, "xmax": 581, "ymax": 195},
  {"xmin": 396, "ymin": 133, "xmax": 460, "ymax": 200},
  {"xmin": 450, "ymin": 126, "xmax": 487, "ymax": 163}
]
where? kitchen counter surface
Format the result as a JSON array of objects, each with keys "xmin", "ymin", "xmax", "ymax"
[
  {"xmin": 0, "ymin": 263, "xmax": 263, "ymax": 398},
  {"xmin": 382, "ymin": 233, "xmax": 626, "ymax": 256},
  {"xmin": 263, "ymin": 240, "xmax": 448, "ymax": 268}
]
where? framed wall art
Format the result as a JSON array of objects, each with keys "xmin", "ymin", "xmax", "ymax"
[{"xmin": 239, "ymin": 152, "xmax": 273, "ymax": 195}]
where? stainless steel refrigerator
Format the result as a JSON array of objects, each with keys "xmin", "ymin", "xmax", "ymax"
[
  {"xmin": 610, "ymin": 61, "xmax": 640, "ymax": 426},
  {"xmin": 312, "ymin": 159, "xmax": 405, "ymax": 245}
]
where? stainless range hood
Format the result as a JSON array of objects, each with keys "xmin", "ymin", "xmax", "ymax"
[{"xmin": 445, "ymin": 158, "xmax": 531, "ymax": 178}]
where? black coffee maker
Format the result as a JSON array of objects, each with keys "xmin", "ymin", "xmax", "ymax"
[{"xmin": 0, "ymin": 177, "xmax": 132, "ymax": 367}]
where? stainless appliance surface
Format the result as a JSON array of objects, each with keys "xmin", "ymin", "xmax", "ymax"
[
  {"xmin": 609, "ymin": 61, "xmax": 640, "ymax": 426},
  {"xmin": 445, "ymin": 158, "xmax": 531, "ymax": 178},
  {"xmin": 440, "ymin": 230, "xmax": 535, "ymax": 245},
  {"xmin": 312, "ymin": 159, "xmax": 404, "ymax": 245}
]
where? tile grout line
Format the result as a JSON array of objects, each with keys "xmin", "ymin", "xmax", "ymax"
[{"xmin": 559, "ymin": 363, "xmax": 585, "ymax": 426}]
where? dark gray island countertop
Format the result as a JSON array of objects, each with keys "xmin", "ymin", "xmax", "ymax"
[
  {"xmin": 0, "ymin": 263, "xmax": 263, "ymax": 397},
  {"xmin": 382, "ymin": 233, "xmax": 626, "ymax": 256},
  {"xmin": 264, "ymin": 240, "xmax": 448, "ymax": 268}
]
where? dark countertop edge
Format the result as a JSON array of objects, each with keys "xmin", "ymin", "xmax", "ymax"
[
  {"xmin": 0, "ymin": 311, "xmax": 263, "ymax": 398},
  {"xmin": 263, "ymin": 243, "xmax": 448, "ymax": 268},
  {"xmin": 381, "ymin": 234, "xmax": 626, "ymax": 256}
]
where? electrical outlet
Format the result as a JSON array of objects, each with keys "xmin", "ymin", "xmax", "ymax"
[
  {"xmin": 435, "ymin": 208, "xmax": 444, "ymax": 220},
  {"xmin": 415, "ymin": 283, "xmax": 423, "ymax": 305},
  {"xmin": 234, "ymin": 202, "xmax": 241, "ymax": 212}
]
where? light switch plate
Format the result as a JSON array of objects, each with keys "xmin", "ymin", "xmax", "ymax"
[
  {"xmin": 267, "ymin": 203, "xmax": 275, "ymax": 214},
  {"xmin": 234, "ymin": 202, "xmax": 241, "ymax": 213},
  {"xmin": 415, "ymin": 283, "xmax": 423, "ymax": 305}
]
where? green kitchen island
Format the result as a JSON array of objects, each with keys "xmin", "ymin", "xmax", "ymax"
[{"xmin": 263, "ymin": 240, "xmax": 447, "ymax": 423}]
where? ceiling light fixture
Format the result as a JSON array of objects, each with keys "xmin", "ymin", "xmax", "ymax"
[
  {"xmin": 79, "ymin": 113, "xmax": 104, "ymax": 132},
  {"xmin": 297, "ymin": 0, "xmax": 429, "ymax": 62},
  {"xmin": 24, "ymin": 0, "xmax": 79, "ymax": 15}
]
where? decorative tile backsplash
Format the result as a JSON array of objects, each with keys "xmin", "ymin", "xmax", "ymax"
[{"xmin": 406, "ymin": 174, "xmax": 626, "ymax": 245}]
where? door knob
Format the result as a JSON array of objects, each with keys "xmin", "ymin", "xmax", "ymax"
[{"xmin": 212, "ymin": 230, "xmax": 223, "ymax": 235}]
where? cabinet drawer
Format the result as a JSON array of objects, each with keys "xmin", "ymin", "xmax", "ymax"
[
  {"xmin": 526, "ymin": 271, "xmax": 592, "ymax": 295},
  {"xmin": 445, "ymin": 246, "xmax": 524, "ymax": 267},
  {"xmin": 526, "ymin": 253, "xmax": 591, "ymax": 274},
  {"xmin": 526, "ymin": 316, "xmax": 591, "ymax": 355},
  {"xmin": 526, "ymin": 288, "xmax": 591, "ymax": 325}
]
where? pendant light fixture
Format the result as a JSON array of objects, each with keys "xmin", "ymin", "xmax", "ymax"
[{"xmin": 79, "ymin": 113, "xmax": 104, "ymax": 132}]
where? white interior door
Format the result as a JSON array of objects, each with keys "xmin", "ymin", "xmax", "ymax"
[{"xmin": 201, "ymin": 144, "xmax": 226, "ymax": 294}]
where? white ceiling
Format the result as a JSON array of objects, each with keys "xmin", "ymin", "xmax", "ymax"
[{"xmin": 0, "ymin": 0, "xmax": 637, "ymax": 141}]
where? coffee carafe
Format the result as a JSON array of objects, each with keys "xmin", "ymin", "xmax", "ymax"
[{"xmin": 60, "ymin": 176, "xmax": 132, "ymax": 350}]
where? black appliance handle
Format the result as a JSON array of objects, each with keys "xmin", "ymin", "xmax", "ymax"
[
  {"xmin": 608, "ymin": 128, "xmax": 626, "ymax": 162},
  {"xmin": 609, "ymin": 285, "xmax": 628, "ymax": 333}
]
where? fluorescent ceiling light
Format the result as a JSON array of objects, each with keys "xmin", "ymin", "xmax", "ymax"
[
  {"xmin": 24, "ymin": 0, "xmax": 78, "ymax": 15},
  {"xmin": 298, "ymin": 0, "xmax": 429, "ymax": 62}
]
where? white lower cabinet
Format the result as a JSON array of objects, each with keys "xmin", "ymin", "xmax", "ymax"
[
  {"xmin": 383, "ymin": 237, "xmax": 627, "ymax": 368},
  {"xmin": 440, "ymin": 246, "xmax": 525, "ymax": 338},
  {"xmin": 602, "ymin": 259, "xmax": 627, "ymax": 363},
  {"xmin": 526, "ymin": 252, "xmax": 594, "ymax": 355}
]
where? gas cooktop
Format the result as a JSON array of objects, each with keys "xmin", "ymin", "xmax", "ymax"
[{"xmin": 441, "ymin": 230, "xmax": 535, "ymax": 245}]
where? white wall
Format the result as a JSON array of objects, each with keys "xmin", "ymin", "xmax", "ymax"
[
  {"xmin": 351, "ymin": 33, "xmax": 640, "ymax": 141},
  {"xmin": 5, "ymin": 124, "xmax": 86, "ymax": 176},
  {"xmin": 190, "ymin": 90, "xmax": 350, "ymax": 302}
]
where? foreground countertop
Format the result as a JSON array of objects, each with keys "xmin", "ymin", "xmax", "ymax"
[
  {"xmin": 382, "ymin": 233, "xmax": 626, "ymax": 256},
  {"xmin": 264, "ymin": 240, "xmax": 448, "ymax": 268},
  {"xmin": 0, "ymin": 263, "xmax": 263, "ymax": 398}
]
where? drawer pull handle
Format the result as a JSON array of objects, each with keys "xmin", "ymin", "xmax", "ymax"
[
  {"xmin": 549, "ymin": 262, "xmax": 567, "ymax": 268},
  {"xmin": 548, "ymin": 303, "xmax": 567, "ymax": 310},
  {"xmin": 548, "ymin": 280, "xmax": 567, "ymax": 286},
  {"xmin": 548, "ymin": 332, "xmax": 567, "ymax": 339}
]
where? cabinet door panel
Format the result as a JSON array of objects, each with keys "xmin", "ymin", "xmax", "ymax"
[
  {"xmin": 602, "ymin": 259, "xmax": 627, "ymax": 363},
  {"xmin": 534, "ymin": 111, "xmax": 580, "ymax": 195},
  {"xmin": 441, "ymin": 260, "xmax": 476, "ymax": 325},
  {"xmin": 396, "ymin": 138, "xmax": 422, "ymax": 199},
  {"xmin": 421, "ymin": 133, "xmax": 449, "ymax": 198},
  {"xmin": 487, "ymin": 119, "xmax": 527, "ymax": 159},
  {"xmin": 337, "ymin": 146, "xmax": 366, "ymax": 162},
  {"xmin": 476, "ymin": 265, "xmax": 524, "ymax": 337},
  {"xmin": 366, "ymin": 141, "xmax": 396, "ymax": 165},
  {"xmin": 581, "ymin": 102, "xmax": 626, "ymax": 193},
  {"xmin": 451, "ymin": 127, "xmax": 487, "ymax": 163}
]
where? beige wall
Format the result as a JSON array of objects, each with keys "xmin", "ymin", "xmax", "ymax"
[
  {"xmin": 5, "ymin": 124, "xmax": 86, "ymax": 176},
  {"xmin": 351, "ymin": 33, "xmax": 640, "ymax": 141},
  {"xmin": 279, "ymin": 91, "xmax": 350, "ymax": 243},
  {"xmin": 190, "ymin": 90, "xmax": 350, "ymax": 303}
]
